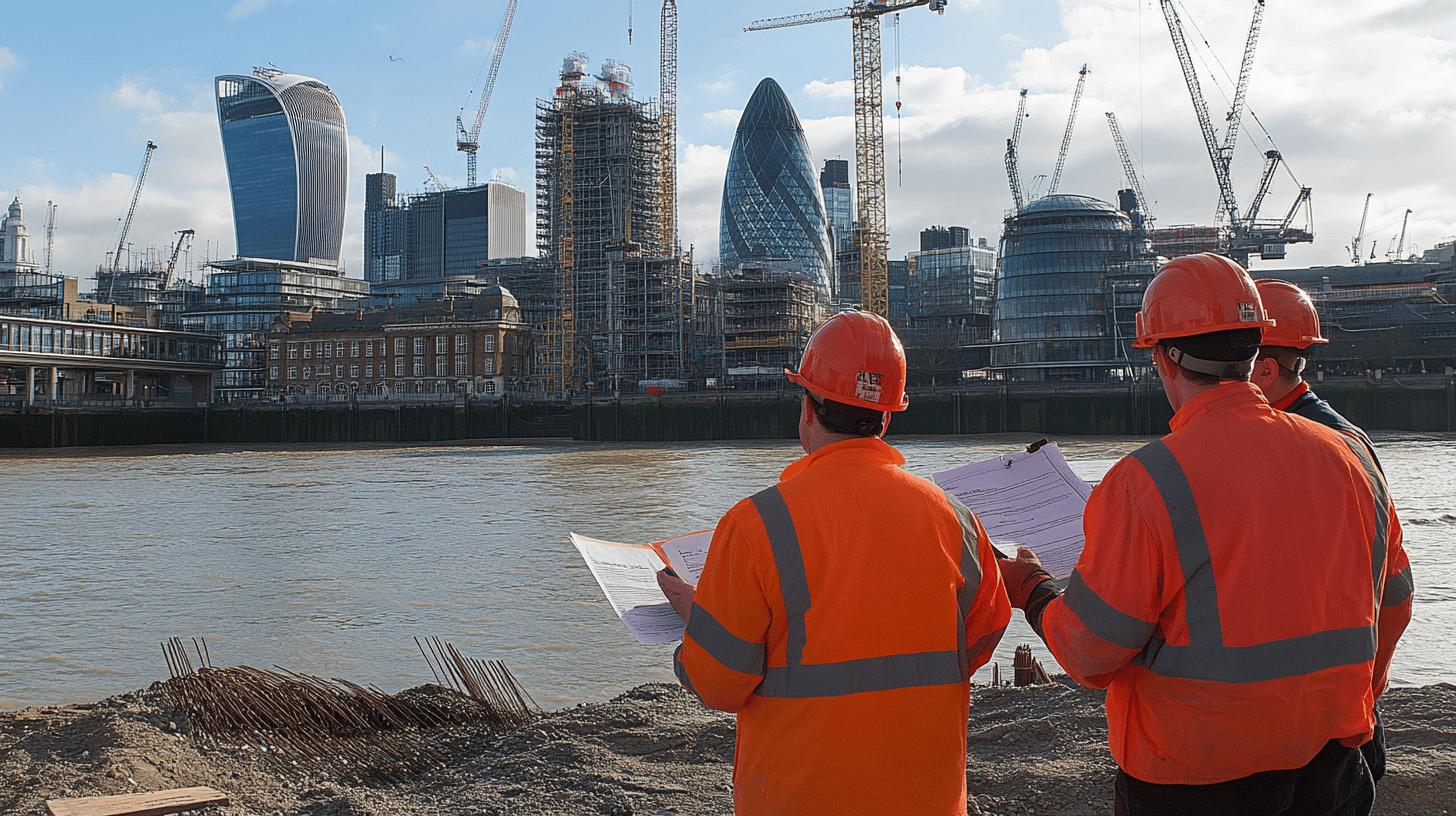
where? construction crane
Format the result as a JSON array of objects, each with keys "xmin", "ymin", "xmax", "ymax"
[
  {"xmin": 746, "ymin": 0, "xmax": 949, "ymax": 317},
  {"xmin": 456, "ymin": 0, "xmax": 518, "ymax": 187},
  {"xmin": 1159, "ymin": 0, "xmax": 1311, "ymax": 263},
  {"xmin": 1393, "ymin": 208, "xmax": 1413, "ymax": 261},
  {"xmin": 1005, "ymin": 89, "xmax": 1029, "ymax": 211},
  {"xmin": 422, "ymin": 164, "xmax": 447, "ymax": 192},
  {"xmin": 43, "ymin": 201, "xmax": 57, "ymax": 277},
  {"xmin": 159, "ymin": 229, "xmax": 195, "ymax": 290},
  {"xmin": 1213, "ymin": 0, "xmax": 1265, "ymax": 223},
  {"xmin": 659, "ymin": 0, "xmax": 678, "ymax": 252},
  {"xmin": 1350, "ymin": 192, "xmax": 1373, "ymax": 264},
  {"xmin": 1244, "ymin": 149, "xmax": 1281, "ymax": 224},
  {"xmin": 1047, "ymin": 64, "xmax": 1089, "ymax": 196},
  {"xmin": 105, "ymin": 140, "xmax": 158, "ymax": 303},
  {"xmin": 1105, "ymin": 112, "xmax": 1153, "ymax": 225}
]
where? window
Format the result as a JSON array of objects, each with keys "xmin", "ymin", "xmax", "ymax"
[
  {"xmin": 335, "ymin": 365, "xmax": 343, "ymax": 378},
  {"xmin": 435, "ymin": 357, "xmax": 447, "ymax": 376},
  {"xmin": 455, "ymin": 355, "xmax": 467, "ymax": 375},
  {"xmin": 350, "ymin": 365, "xmax": 360, "ymax": 378},
  {"xmin": 435, "ymin": 335, "xmax": 448, "ymax": 354},
  {"xmin": 364, "ymin": 341, "xmax": 373, "ymax": 358},
  {"xmin": 303, "ymin": 366, "xmax": 313, "ymax": 379},
  {"xmin": 288, "ymin": 366, "xmax": 297, "ymax": 380},
  {"xmin": 322, "ymin": 342, "xmax": 332, "ymax": 358},
  {"xmin": 365, "ymin": 364, "xmax": 374, "ymax": 378},
  {"xmin": 455, "ymin": 333, "xmax": 468, "ymax": 353},
  {"xmin": 287, "ymin": 342, "xmax": 299, "ymax": 360},
  {"xmin": 350, "ymin": 341, "xmax": 360, "ymax": 357},
  {"xmin": 318, "ymin": 366, "xmax": 328, "ymax": 379},
  {"xmin": 303, "ymin": 344, "xmax": 313, "ymax": 359},
  {"xmin": 335, "ymin": 342, "xmax": 345, "ymax": 358},
  {"xmin": 395, "ymin": 337, "xmax": 406, "ymax": 355},
  {"xmin": 481, "ymin": 380, "xmax": 496, "ymax": 394},
  {"xmin": 413, "ymin": 359, "xmax": 424, "ymax": 377},
  {"xmin": 483, "ymin": 358, "xmax": 495, "ymax": 376},
  {"xmin": 483, "ymin": 333, "xmax": 496, "ymax": 353},
  {"xmin": 269, "ymin": 366, "xmax": 279, "ymax": 379},
  {"xmin": 269, "ymin": 342, "xmax": 281, "ymax": 361},
  {"xmin": 394, "ymin": 358, "xmax": 405, "ymax": 376}
]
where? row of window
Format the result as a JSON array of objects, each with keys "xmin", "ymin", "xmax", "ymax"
[
  {"xmin": 0, "ymin": 319, "xmax": 220, "ymax": 364},
  {"xmin": 283, "ymin": 379, "xmax": 500, "ymax": 396},
  {"xmin": 271, "ymin": 356, "xmax": 498, "ymax": 381},
  {"xmin": 270, "ymin": 333, "xmax": 499, "ymax": 361}
]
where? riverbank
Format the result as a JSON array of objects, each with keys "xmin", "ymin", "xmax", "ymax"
[{"xmin": 4, "ymin": 681, "xmax": 1453, "ymax": 815}]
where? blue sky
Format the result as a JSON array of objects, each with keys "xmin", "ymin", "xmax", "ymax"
[{"xmin": 1, "ymin": 0, "xmax": 1450, "ymax": 280}]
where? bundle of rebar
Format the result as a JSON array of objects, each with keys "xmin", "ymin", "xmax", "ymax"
[
  {"xmin": 415, "ymin": 636, "xmax": 540, "ymax": 730},
  {"xmin": 158, "ymin": 637, "xmax": 538, "ymax": 783},
  {"xmin": 1012, "ymin": 643, "xmax": 1053, "ymax": 687}
]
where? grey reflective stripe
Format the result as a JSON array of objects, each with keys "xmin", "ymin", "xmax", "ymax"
[
  {"xmin": 1062, "ymin": 569, "xmax": 1157, "ymax": 651},
  {"xmin": 950, "ymin": 498, "xmax": 984, "ymax": 619},
  {"xmin": 1128, "ymin": 438, "xmax": 1380, "ymax": 683},
  {"xmin": 1335, "ymin": 434, "xmax": 1390, "ymax": 601},
  {"xmin": 968, "ymin": 628, "xmax": 1005, "ymax": 663},
  {"xmin": 749, "ymin": 486, "xmax": 810, "ymax": 666},
  {"xmin": 757, "ymin": 650, "xmax": 964, "ymax": 698},
  {"xmin": 748, "ymin": 485, "xmax": 970, "ymax": 697},
  {"xmin": 686, "ymin": 602, "xmax": 765, "ymax": 677},
  {"xmin": 1382, "ymin": 567, "xmax": 1414, "ymax": 607},
  {"xmin": 1129, "ymin": 441, "xmax": 1223, "ymax": 645},
  {"xmin": 673, "ymin": 643, "xmax": 700, "ymax": 699}
]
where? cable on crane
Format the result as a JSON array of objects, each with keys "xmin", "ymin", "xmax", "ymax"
[{"xmin": 894, "ymin": 12, "xmax": 903, "ymax": 187}]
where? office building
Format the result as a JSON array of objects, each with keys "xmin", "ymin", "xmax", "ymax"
[
  {"xmin": 364, "ymin": 174, "xmax": 531, "ymax": 290},
  {"xmin": 215, "ymin": 68, "xmax": 348, "ymax": 268},
  {"xmin": 903, "ymin": 231, "xmax": 997, "ymax": 383},
  {"xmin": 820, "ymin": 159, "xmax": 854, "ymax": 254},
  {"xmin": 992, "ymin": 194, "xmax": 1157, "ymax": 381},
  {"xmin": 719, "ymin": 78, "xmax": 832, "ymax": 291},
  {"xmin": 919, "ymin": 225, "xmax": 971, "ymax": 252}
]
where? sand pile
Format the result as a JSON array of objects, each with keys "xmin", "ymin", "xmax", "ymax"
[{"xmin": 3, "ymin": 680, "xmax": 1452, "ymax": 815}]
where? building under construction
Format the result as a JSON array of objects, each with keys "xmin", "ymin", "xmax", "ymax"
[
  {"xmin": 721, "ymin": 261, "xmax": 826, "ymax": 390},
  {"xmin": 535, "ymin": 53, "xmax": 706, "ymax": 395}
]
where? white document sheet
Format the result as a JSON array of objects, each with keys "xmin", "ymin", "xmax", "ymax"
[
  {"xmin": 569, "ymin": 533, "xmax": 686, "ymax": 645},
  {"xmin": 658, "ymin": 530, "xmax": 713, "ymax": 585},
  {"xmin": 932, "ymin": 443, "xmax": 1093, "ymax": 581}
]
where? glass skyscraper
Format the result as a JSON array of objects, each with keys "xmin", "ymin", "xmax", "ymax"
[
  {"xmin": 215, "ymin": 68, "xmax": 348, "ymax": 268},
  {"xmin": 819, "ymin": 159, "xmax": 853, "ymax": 253},
  {"xmin": 719, "ymin": 78, "xmax": 832, "ymax": 292}
]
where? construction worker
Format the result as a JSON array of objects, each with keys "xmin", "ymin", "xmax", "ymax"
[
  {"xmin": 657, "ymin": 310, "xmax": 1011, "ymax": 816},
  {"xmin": 1253, "ymin": 277, "xmax": 1390, "ymax": 781},
  {"xmin": 999, "ymin": 254, "xmax": 1413, "ymax": 815}
]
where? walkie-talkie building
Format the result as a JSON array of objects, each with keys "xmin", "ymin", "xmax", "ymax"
[{"xmin": 215, "ymin": 68, "xmax": 348, "ymax": 268}]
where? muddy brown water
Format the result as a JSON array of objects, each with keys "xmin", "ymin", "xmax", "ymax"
[{"xmin": 2, "ymin": 433, "xmax": 1452, "ymax": 709}]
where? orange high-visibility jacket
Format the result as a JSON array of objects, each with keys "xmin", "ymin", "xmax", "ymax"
[
  {"xmin": 675, "ymin": 437, "xmax": 1011, "ymax": 816},
  {"xmin": 1041, "ymin": 382, "xmax": 1413, "ymax": 785}
]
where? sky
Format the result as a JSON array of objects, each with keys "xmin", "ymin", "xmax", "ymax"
[{"xmin": 0, "ymin": 0, "xmax": 1452, "ymax": 288}]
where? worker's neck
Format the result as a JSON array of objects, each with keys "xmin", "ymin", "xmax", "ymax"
[
  {"xmin": 1263, "ymin": 374, "xmax": 1304, "ymax": 405},
  {"xmin": 802, "ymin": 429, "xmax": 866, "ymax": 455}
]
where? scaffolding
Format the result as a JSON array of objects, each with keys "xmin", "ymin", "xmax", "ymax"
[{"xmin": 721, "ymin": 262, "xmax": 825, "ymax": 387}]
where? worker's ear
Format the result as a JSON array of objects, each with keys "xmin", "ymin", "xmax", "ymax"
[
  {"xmin": 878, "ymin": 411, "xmax": 892, "ymax": 439},
  {"xmin": 801, "ymin": 394, "xmax": 818, "ymax": 428}
]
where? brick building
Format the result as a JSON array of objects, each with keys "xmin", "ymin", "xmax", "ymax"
[{"xmin": 264, "ymin": 286, "xmax": 533, "ymax": 399}]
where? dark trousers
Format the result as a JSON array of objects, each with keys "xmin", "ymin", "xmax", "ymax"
[
  {"xmin": 1114, "ymin": 739, "xmax": 1375, "ymax": 816},
  {"xmin": 1362, "ymin": 707, "xmax": 1386, "ymax": 783}
]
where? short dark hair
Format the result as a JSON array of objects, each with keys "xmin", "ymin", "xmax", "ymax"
[
  {"xmin": 1159, "ymin": 328, "xmax": 1262, "ymax": 384},
  {"xmin": 805, "ymin": 391, "xmax": 886, "ymax": 437}
]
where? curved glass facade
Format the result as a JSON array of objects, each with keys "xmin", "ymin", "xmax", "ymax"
[
  {"xmin": 992, "ymin": 194, "xmax": 1154, "ymax": 381},
  {"xmin": 719, "ymin": 78, "xmax": 831, "ymax": 292},
  {"xmin": 216, "ymin": 70, "xmax": 348, "ymax": 268}
]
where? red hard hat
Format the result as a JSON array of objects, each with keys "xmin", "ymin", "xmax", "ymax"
[
  {"xmin": 786, "ymin": 310, "xmax": 910, "ymax": 412},
  {"xmin": 1133, "ymin": 253, "xmax": 1275, "ymax": 348},
  {"xmin": 1255, "ymin": 279, "xmax": 1328, "ymax": 349}
]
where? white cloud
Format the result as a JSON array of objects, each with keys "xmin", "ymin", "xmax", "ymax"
[
  {"xmin": 701, "ymin": 108, "xmax": 743, "ymax": 128},
  {"xmin": 698, "ymin": 73, "xmax": 736, "ymax": 96},
  {"xmin": 802, "ymin": 78, "xmax": 853, "ymax": 100},
  {"xmin": 227, "ymin": 0, "xmax": 272, "ymax": 20},
  {"xmin": 489, "ymin": 166, "xmax": 521, "ymax": 182},
  {"xmin": 0, "ymin": 46, "xmax": 22, "ymax": 93}
]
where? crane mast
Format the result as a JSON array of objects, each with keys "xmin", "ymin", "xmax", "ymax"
[
  {"xmin": 1159, "ymin": 1, "xmax": 1241, "ymax": 234},
  {"xmin": 43, "ymin": 201, "xmax": 57, "ymax": 277},
  {"xmin": 421, "ymin": 164, "xmax": 446, "ymax": 192},
  {"xmin": 1005, "ymin": 89, "xmax": 1028, "ymax": 211},
  {"xmin": 1394, "ymin": 209, "xmax": 1413, "ymax": 260},
  {"xmin": 159, "ymin": 229, "xmax": 195, "ymax": 291},
  {"xmin": 1215, "ymin": 0, "xmax": 1265, "ymax": 222},
  {"xmin": 456, "ymin": 0, "xmax": 518, "ymax": 187},
  {"xmin": 746, "ymin": 0, "xmax": 947, "ymax": 317},
  {"xmin": 1047, "ymin": 64, "xmax": 1089, "ymax": 196},
  {"xmin": 106, "ymin": 140, "xmax": 158, "ymax": 303},
  {"xmin": 1351, "ymin": 192, "xmax": 1372, "ymax": 265},
  {"xmin": 1105, "ymin": 112, "xmax": 1152, "ymax": 225},
  {"xmin": 659, "ymin": 0, "xmax": 678, "ymax": 252},
  {"xmin": 1243, "ymin": 149, "xmax": 1281, "ymax": 224}
]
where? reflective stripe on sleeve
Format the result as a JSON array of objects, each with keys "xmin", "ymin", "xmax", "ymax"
[
  {"xmin": 1382, "ymin": 567, "xmax": 1413, "ymax": 608},
  {"xmin": 950, "ymin": 499, "xmax": 984, "ymax": 619},
  {"xmin": 757, "ymin": 650, "xmax": 965, "ymax": 698},
  {"xmin": 749, "ymin": 486, "xmax": 810, "ymax": 667},
  {"xmin": 1335, "ymin": 435, "xmax": 1391, "ymax": 602},
  {"xmin": 686, "ymin": 602, "xmax": 765, "ymax": 677},
  {"xmin": 673, "ymin": 643, "xmax": 700, "ymax": 699},
  {"xmin": 1061, "ymin": 569, "xmax": 1157, "ymax": 651}
]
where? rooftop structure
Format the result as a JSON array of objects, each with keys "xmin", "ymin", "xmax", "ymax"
[
  {"xmin": 215, "ymin": 68, "xmax": 349, "ymax": 268},
  {"xmin": 719, "ymin": 79, "xmax": 832, "ymax": 292}
]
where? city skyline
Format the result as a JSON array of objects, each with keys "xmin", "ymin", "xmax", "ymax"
[{"xmin": 0, "ymin": 0, "xmax": 1451, "ymax": 283}]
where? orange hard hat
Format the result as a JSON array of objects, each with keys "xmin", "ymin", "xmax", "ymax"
[
  {"xmin": 1255, "ymin": 279, "xmax": 1328, "ymax": 349},
  {"xmin": 1133, "ymin": 253, "xmax": 1275, "ymax": 349},
  {"xmin": 785, "ymin": 310, "xmax": 910, "ymax": 412}
]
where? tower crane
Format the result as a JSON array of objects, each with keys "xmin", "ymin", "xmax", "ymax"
[
  {"xmin": 455, "ymin": 0, "xmax": 518, "ymax": 187},
  {"xmin": 1350, "ymin": 192, "xmax": 1372, "ymax": 265},
  {"xmin": 105, "ymin": 140, "xmax": 158, "ymax": 303},
  {"xmin": 159, "ymin": 229, "xmax": 195, "ymax": 291},
  {"xmin": 43, "ymin": 201, "xmax": 57, "ymax": 277},
  {"xmin": 1105, "ymin": 112, "xmax": 1153, "ymax": 225},
  {"xmin": 1047, "ymin": 64, "xmax": 1089, "ymax": 196},
  {"xmin": 1394, "ymin": 208, "xmax": 1413, "ymax": 260},
  {"xmin": 1005, "ymin": 89, "xmax": 1029, "ymax": 211},
  {"xmin": 1244, "ymin": 149, "xmax": 1281, "ymax": 224},
  {"xmin": 1213, "ymin": 0, "xmax": 1264, "ymax": 223},
  {"xmin": 659, "ymin": 0, "xmax": 678, "ymax": 252},
  {"xmin": 422, "ymin": 164, "xmax": 447, "ymax": 192},
  {"xmin": 746, "ymin": 0, "xmax": 949, "ymax": 318}
]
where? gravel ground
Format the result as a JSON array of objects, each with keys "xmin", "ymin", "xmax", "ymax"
[{"xmin": 3, "ymin": 680, "xmax": 1452, "ymax": 815}]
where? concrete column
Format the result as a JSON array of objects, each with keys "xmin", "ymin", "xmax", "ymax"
[
  {"xmin": 48, "ymin": 367, "xmax": 59, "ymax": 403},
  {"xmin": 125, "ymin": 369, "xmax": 137, "ymax": 401},
  {"xmin": 24, "ymin": 366, "xmax": 35, "ymax": 408}
]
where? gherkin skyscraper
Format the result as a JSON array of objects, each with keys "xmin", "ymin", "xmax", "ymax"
[{"xmin": 718, "ymin": 78, "xmax": 832, "ymax": 290}]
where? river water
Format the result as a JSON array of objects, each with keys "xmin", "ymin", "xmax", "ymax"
[{"xmin": 2, "ymin": 434, "xmax": 1452, "ymax": 710}]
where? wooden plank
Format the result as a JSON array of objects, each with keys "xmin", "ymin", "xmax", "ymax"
[{"xmin": 45, "ymin": 786, "xmax": 229, "ymax": 816}]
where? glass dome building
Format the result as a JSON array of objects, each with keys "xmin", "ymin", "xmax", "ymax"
[
  {"xmin": 215, "ymin": 69, "xmax": 348, "ymax": 268},
  {"xmin": 991, "ymin": 194, "xmax": 1155, "ymax": 381},
  {"xmin": 718, "ymin": 78, "xmax": 832, "ymax": 292}
]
